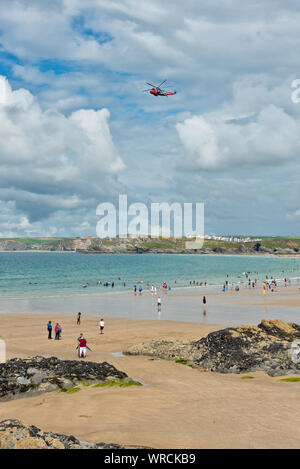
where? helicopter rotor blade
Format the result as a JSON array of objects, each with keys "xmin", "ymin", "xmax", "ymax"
[
  {"xmin": 146, "ymin": 82, "xmax": 157, "ymax": 88},
  {"xmin": 158, "ymin": 79, "xmax": 167, "ymax": 88}
]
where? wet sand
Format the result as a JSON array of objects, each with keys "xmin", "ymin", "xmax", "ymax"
[
  {"xmin": 0, "ymin": 283, "xmax": 299, "ymax": 326},
  {"xmin": 0, "ymin": 313, "xmax": 299, "ymax": 449}
]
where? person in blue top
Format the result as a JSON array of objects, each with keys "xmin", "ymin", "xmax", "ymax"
[{"xmin": 47, "ymin": 321, "xmax": 52, "ymax": 339}]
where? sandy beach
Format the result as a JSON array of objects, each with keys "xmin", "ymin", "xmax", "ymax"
[{"xmin": 0, "ymin": 307, "xmax": 299, "ymax": 449}]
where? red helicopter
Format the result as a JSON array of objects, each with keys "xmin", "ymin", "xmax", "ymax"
[{"xmin": 143, "ymin": 80, "xmax": 177, "ymax": 97}]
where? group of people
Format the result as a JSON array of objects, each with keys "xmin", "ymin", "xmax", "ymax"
[
  {"xmin": 46, "ymin": 313, "xmax": 105, "ymax": 359},
  {"xmin": 46, "ymin": 321, "xmax": 62, "ymax": 340},
  {"xmin": 133, "ymin": 284, "xmax": 143, "ymax": 294},
  {"xmin": 82, "ymin": 280, "xmax": 127, "ymax": 288},
  {"xmin": 190, "ymin": 280, "xmax": 207, "ymax": 287}
]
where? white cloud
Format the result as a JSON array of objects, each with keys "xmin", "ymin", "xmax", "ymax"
[
  {"xmin": 1, "ymin": 1, "xmax": 300, "ymax": 235},
  {"xmin": 0, "ymin": 76, "xmax": 125, "ymax": 220},
  {"xmin": 176, "ymin": 78, "xmax": 300, "ymax": 170}
]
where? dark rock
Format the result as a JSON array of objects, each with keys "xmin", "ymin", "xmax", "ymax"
[
  {"xmin": 257, "ymin": 319, "xmax": 300, "ymax": 339},
  {"xmin": 0, "ymin": 356, "xmax": 128, "ymax": 401},
  {"xmin": 125, "ymin": 320, "xmax": 300, "ymax": 376},
  {"xmin": 0, "ymin": 419, "xmax": 125, "ymax": 449}
]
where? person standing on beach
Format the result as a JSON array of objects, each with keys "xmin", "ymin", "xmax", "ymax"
[
  {"xmin": 55, "ymin": 323, "xmax": 60, "ymax": 340},
  {"xmin": 78, "ymin": 335, "xmax": 87, "ymax": 358},
  {"xmin": 99, "ymin": 318, "xmax": 104, "ymax": 334},
  {"xmin": 77, "ymin": 312, "xmax": 81, "ymax": 325},
  {"xmin": 47, "ymin": 321, "xmax": 52, "ymax": 339},
  {"xmin": 157, "ymin": 297, "xmax": 162, "ymax": 312},
  {"xmin": 203, "ymin": 296, "xmax": 207, "ymax": 315}
]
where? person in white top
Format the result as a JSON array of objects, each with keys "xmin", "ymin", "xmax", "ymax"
[
  {"xmin": 157, "ymin": 297, "xmax": 161, "ymax": 312},
  {"xmin": 99, "ymin": 318, "xmax": 104, "ymax": 334}
]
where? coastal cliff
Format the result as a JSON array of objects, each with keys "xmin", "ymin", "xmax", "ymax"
[{"xmin": 1, "ymin": 236, "xmax": 300, "ymax": 255}]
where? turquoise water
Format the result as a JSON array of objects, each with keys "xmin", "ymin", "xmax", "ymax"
[{"xmin": 0, "ymin": 252, "xmax": 299, "ymax": 299}]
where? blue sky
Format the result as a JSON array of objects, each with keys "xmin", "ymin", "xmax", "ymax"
[{"xmin": 0, "ymin": 0, "xmax": 300, "ymax": 237}]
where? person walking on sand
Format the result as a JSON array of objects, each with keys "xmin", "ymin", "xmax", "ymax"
[
  {"xmin": 77, "ymin": 312, "xmax": 81, "ymax": 325},
  {"xmin": 47, "ymin": 320, "xmax": 52, "ymax": 339},
  {"xmin": 203, "ymin": 296, "xmax": 207, "ymax": 315},
  {"xmin": 99, "ymin": 318, "xmax": 104, "ymax": 334}
]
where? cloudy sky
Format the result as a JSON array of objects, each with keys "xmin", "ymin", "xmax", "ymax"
[{"xmin": 0, "ymin": 0, "xmax": 300, "ymax": 237}]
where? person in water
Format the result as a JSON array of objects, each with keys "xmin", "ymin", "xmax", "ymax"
[{"xmin": 203, "ymin": 296, "xmax": 207, "ymax": 315}]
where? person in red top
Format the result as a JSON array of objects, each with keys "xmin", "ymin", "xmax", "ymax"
[{"xmin": 79, "ymin": 336, "xmax": 87, "ymax": 358}]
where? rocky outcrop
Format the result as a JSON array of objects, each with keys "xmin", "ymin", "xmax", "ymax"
[
  {"xmin": 0, "ymin": 356, "xmax": 128, "ymax": 401},
  {"xmin": 0, "ymin": 419, "xmax": 125, "ymax": 449},
  {"xmin": 125, "ymin": 320, "xmax": 300, "ymax": 376},
  {"xmin": 258, "ymin": 319, "xmax": 300, "ymax": 339}
]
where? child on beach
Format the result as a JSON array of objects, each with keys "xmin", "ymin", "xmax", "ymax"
[
  {"xmin": 157, "ymin": 297, "xmax": 161, "ymax": 312},
  {"xmin": 77, "ymin": 312, "xmax": 81, "ymax": 325},
  {"xmin": 99, "ymin": 319, "xmax": 104, "ymax": 334}
]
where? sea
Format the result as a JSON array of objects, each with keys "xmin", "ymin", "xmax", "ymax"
[{"xmin": 0, "ymin": 252, "xmax": 299, "ymax": 325}]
